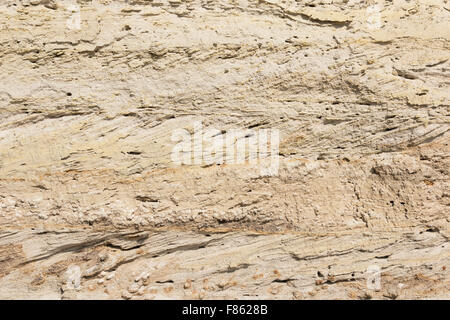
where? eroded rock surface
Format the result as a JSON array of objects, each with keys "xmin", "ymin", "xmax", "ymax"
[{"xmin": 0, "ymin": 0, "xmax": 448, "ymax": 299}]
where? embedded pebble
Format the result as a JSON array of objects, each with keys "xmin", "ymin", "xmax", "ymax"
[{"xmin": 128, "ymin": 283, "xmax": 140, "ymax": 294}]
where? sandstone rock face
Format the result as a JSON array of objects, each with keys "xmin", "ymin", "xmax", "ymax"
[{"xmin": 0, "ymin": 0, "xmax": 448, "ymax": 299}]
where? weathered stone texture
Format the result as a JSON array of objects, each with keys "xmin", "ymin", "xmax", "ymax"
[{"xmin": 0, "ymin": 0, "xmax": 448, "ymax": 299}]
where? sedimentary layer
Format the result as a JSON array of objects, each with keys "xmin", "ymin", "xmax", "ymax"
[{"xmin": 0, "ymin": 0, "xmax": 448, "ymax": 299}]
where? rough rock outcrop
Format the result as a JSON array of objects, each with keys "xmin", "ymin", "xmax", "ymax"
[{"xmin": 0, "ymin": 0, "xmax": 448, "ymax": 299}]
